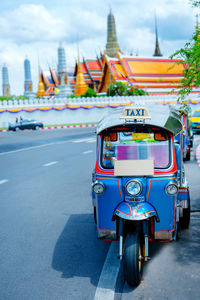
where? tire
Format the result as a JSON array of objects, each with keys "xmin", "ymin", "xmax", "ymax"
[
  {"xmin": 93, "ymin": 207, "xmax": 97, "ymax": 224},
  {"xmin": 34, "ymin": 126, "xmax": 39, "ymax": 130},
  {"xmin": 180, "ymin": 197, "xmax": 190, "ymax": 229},
  {"xmin": 124, "ymin": 232, "xmax": 143, "ymax": 286},
  {"xmin": 15, "ymin": 127, "xmax": 20, "ymax": 132}
]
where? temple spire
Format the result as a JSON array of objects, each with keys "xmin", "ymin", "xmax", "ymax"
[
  {"xmin": 153, "ymin": 13, "xmax": 162, "ymax": 57},
  {"xmin": 36, "ymin": 66, "xmax": 45, "ymax": 96},
  {"xmin": 56, "ymin": 43, "xmax": 72, "ymax": 97},
  {"xmin": 24, "ymin": 57, "xmax": 33, "ymax": 96},
  {"xmin": 2, "ymin": 64, "xmax": 10, "ymax": 96},
  {"xmin": 105, "ymin": 10, "xmax": 122, "ymax": 57},
  {"xmin": 74, "ymin": 53, "xmax": 88, "ymax": 96}
]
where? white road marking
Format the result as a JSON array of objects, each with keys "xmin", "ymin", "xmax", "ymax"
[
  {"xmin": 94, "ymin": 242, "xmax": 121, "ymax": 300},
  {"xmin": 0, "ymin": 179, "xmax": 8, "ymax": 184},
  {"xmin": 87, "ymin": 139, "xmax": 96, "ymax": 143},
  {"xmin": 83, "ymin": 150, "xmax": 93, "ymax": 154},
  {"xmin": 43, "ymin": 161, "xmax": 58, "ymax": 167},
  {"xmin": 73, "ymin": 138, "xmax": 96, "ymax": 143}
]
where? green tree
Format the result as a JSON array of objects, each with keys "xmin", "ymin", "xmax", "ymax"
[
  {"xmin": 108, "ymin": 82, "xmax": 126, "ymax": 96},
  {"xmin": 107, "ymin": 81, "xmax": 148, "ymax": 96},
  {"xmin": 171, "ymin": 1, "xmax": 200, "ymax": 99},
  {"xmin": 191, "ymin": 0, "xmax": 200, "ymax": 6},
  {"xmin": 15, "ymin": 95, "xmax": 28, "ymax": 100},
  {"xmin": 126, "ymin": 86, "xmax": 147, "ymax": 96},
  {"xmin": 81, "ymin": 88, "xmax": 97, "ymax": 97},
  {"xmin": 171, "ymin": 27, "xmax": 200, "ymax": 99}
]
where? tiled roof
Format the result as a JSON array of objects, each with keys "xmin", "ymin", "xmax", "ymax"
[
  {"xmin": 120, "ymin": 57, "xmax": 186, "ymax": 77},
  {"xmin": 87, "ymin": 60, "xmax": 102, "ymax": 71},
  {"xmin": 108, "ymin": 55, "xmax": 185, "ymax": 87},
  {"xmin": 51, "ymin": 69, "xmax": 59, "ymax": 85},
  {"xmin": 98, "ymin": 54, "xmax": 189, "ymax": 94},
  {"xmin": 81, "ymin": 63, "xmax": 88, "ymax": 74}
]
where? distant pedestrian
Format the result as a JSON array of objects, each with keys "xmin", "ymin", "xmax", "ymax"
[
  {"xmin": 20, "ymin": 116, "xmax": 23, "ymax": 121},
  {"xmin": 16, "ymin": 117, "xmax": 18, "ymax": 123}
]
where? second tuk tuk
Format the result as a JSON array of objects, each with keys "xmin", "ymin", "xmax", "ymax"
[{"xmin": 92, "ymin": 104, "xmax": 190, "ymax": 286}]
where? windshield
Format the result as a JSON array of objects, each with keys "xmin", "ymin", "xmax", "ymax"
[
  {"xmin": 102, "ymin": 131, "xmax": 171, "ymax": 169},
  {"xmin": 193, "ymin": 110, "xmax": 200, "ymax": 118}
]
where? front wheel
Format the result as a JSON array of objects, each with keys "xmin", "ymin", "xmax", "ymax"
[
  {"xmin": 180, "ymin": 199, "xmax": 190, "ymax": 229},
  {"xmin": 124, "ymin": 232, "xmax": 143, "ymax": 286}
]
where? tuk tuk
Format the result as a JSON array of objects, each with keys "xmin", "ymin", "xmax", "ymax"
[
  {"xmin": 172, "ymin": 104, "xmax": 193, "ymax": 161},
  {"xmin": 92, "ymin": 105, "xmax": 190, "ymax": 286}
]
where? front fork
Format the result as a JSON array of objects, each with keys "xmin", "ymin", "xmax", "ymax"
[{"xmin": 118, "ymin": 218, "xmax": 151, "ymax": 261}]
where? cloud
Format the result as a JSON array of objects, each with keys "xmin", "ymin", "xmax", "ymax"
[{"xmin": 0, "ymin": 4, "xmax": 67, "ymax": 44}]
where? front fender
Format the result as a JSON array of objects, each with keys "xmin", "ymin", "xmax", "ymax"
[{"xmin": 114, "ymin": 202, "xmax": 159, "ymax": 222}]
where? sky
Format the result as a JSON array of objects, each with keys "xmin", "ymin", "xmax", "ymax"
[{"xmin": 0, "ymin": 0, "xmax": 199, "ymax": 95}]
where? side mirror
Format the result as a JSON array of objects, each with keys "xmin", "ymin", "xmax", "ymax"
[
  {"xmin": 105, "ymin": 132, "xmax": 117, "ymax": 142},
  {"xmin": 154, "ymin": 132, "xmax": 168, "ymax": 141}
]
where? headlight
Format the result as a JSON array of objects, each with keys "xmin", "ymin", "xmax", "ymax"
[
  {"xmin": 126, "ymin": 180, "xmax": 142, "ymax": 196},
  {"xmin": 165, "ymin": 183, "xmax": 178, "ymax": 195},
  {"xmin": 92, "ymin": 181, "xmax": 105, "ymax": 195}
]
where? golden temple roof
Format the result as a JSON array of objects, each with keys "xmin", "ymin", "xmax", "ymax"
[{"xmin": 98, "ymin": 54, "xmax": 187, "ymax": 95}]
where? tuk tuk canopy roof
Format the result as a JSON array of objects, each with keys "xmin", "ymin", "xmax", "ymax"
[{"xmin": 96, "ymin": 104, "xmax": 183, "ymax": 136}]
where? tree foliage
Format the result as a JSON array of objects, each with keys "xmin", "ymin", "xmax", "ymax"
[
  {"xmin": 107, "ymin": 81, "xmax": 148, "ymax": 96},
  {"xmin": 170, "ymin": 0, "xmax": 200, "ymax": 99},
  {"xmin": 0, "ymin": 95, "xmax": 28, "ymax": 101},
  {"xmin": 191, "ymin": 0, "xmax": 200, "ymax": 6},
  {"xmin": 171, "ymin": 27, "xmax": 200, "ymax": 99},
  {"xmin": 80, "ymin": 88, "xmax": 97, "ymax": 97}
]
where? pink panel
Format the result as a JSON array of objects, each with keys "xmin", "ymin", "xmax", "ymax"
[{"xmin": 117, "ymin": 145, "xmax": 138, "ymax": 160}]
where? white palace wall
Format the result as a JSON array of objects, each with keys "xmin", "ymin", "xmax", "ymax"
[{"xmin": 0, "ymin": 94, "xmax": 200, "ymax": 128}]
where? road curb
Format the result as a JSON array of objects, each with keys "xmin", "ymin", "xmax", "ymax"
[
  {"xmin": 196, "ymin": 144, "xmax": 200, "ymax": 167},
  {"xmin": 0, "ymin": 123, "xmax": 96, "ymax": 133}
]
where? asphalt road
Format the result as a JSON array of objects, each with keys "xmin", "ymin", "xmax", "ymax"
[
  {"xmin": 0, "ymin": 129, "xmax": 200, "ymax": 300},
  {"xmin": 0, "ymin": 128, "xmax": 110, "ymax": 300}
]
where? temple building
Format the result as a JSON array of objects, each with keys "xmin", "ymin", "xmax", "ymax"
[
  {"xmin": 24, "ymin": 57, "xmax": 34, "ymax": 96},
  {"xmin": 72, "ymin": 54, "xmax": 104, "ymax": 91},
  {"xmin": 36, "ymin": 44, "xmax": 72, "ymax": 97},
  {"xmin": 41, "ymin": 68, "xmax": 58, "ymax": 96},
  {"xmin": 2, "ymin": 64, "xmax": 10, "ymax": 96},
  {"xmin": 98, "ymin": 52, "xmax": 188, "ymax": 95},
  {"xmin": 35, "ymin": 10, "xmax": 199, "ymax": 97},
  {"xmin": 97, "ymin": 12, "xmax": 200, "ymax": 95}
]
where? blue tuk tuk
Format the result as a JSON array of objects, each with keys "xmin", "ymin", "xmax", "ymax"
[
  {"xmin": 92, "ymin": 104, "xmax": 190, "ymax": 286},
  {"xmin": 172, "ymin": 104, "xmax": 193, "ymax": 161}
]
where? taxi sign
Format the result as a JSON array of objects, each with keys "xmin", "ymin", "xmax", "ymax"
[{"xmin": 120, "ymin": 107, "xmax": 151, "ymax": 120}]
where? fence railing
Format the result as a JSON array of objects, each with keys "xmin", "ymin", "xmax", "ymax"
[{"xmin": 0, "ymin": 94, "xmax": 200, "ymax": 108}]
